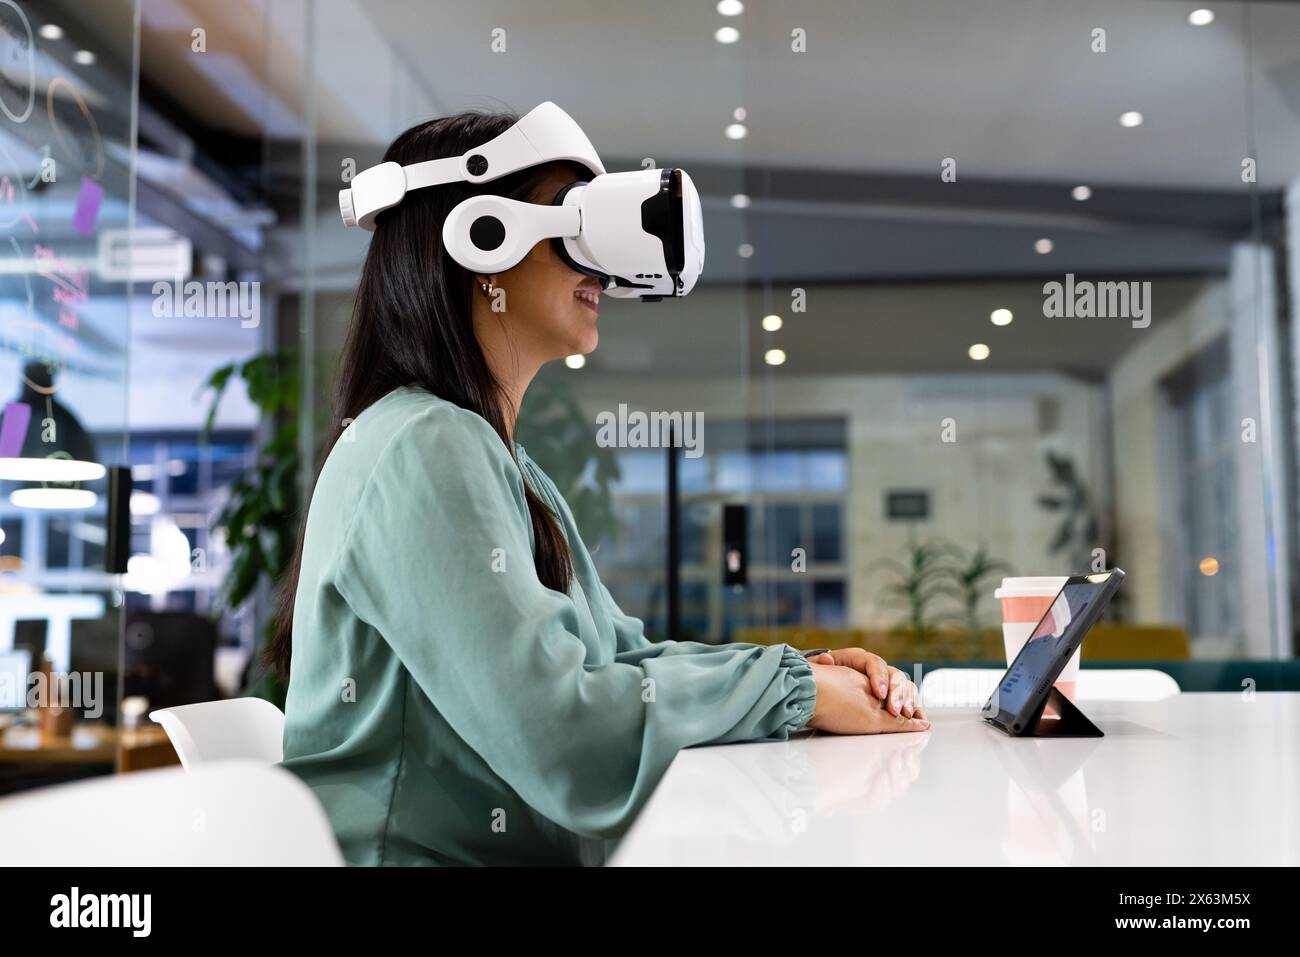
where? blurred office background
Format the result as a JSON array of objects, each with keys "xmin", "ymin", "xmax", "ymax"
[{"xmin": 1, "ymin": 0, "xmax": 1298, "ymax": 792}]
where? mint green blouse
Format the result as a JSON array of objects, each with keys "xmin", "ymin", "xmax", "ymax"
[{"xmin": 280, "ymin": 386, "xmax": 817, "ymax": 866}]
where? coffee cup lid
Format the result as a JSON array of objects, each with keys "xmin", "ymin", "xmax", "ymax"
[{"xmin": 993, "ymin": 575, "xmax": 1070, "ymax": 599}]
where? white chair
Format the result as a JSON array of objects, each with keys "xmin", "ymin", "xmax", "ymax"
[
  {"xmin": 920, "ymin": 667, "xmax": 1181, "ymax": 708},
  {"xmin": 0, "ymin": 760, "xmax": 342, "ymax": 865},
  {"xmin": 149, "ymin": 697, "xmax": 285, "ymax": 769}
]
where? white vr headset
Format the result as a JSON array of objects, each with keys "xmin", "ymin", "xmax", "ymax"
[{"xmin": 339, "ymin": 102, "xmax": 705, "ymax": 300}]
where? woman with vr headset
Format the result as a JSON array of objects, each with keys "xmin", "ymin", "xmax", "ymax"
[{"xmin": 276, "ymin": 108, "xmax": 929, "ymax": 866}]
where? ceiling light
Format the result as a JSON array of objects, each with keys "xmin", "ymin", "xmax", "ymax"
[
  {"xmin": 38, "ymin": 24, "xmax": 64, "ymax": 40},
  {"xmin": 1188, "ymin": 9, "xmax": 1215, "ymax": 27},
  {"xmin": 1119, "ymin": 111, "xmax": 1144, "ymax": 128},
  {"xmin": 72, "ymin": 49, "xmax": 95, "ymax": 65},
  {"xmin": 564, "ymin": 354, "xmax": 586, "ymax": 369},
  {"xmin": 730, "ymin": 193, "xmax": 751, "ymax": 209},
  {"xmin": 717, "ymin": 0, "xmax": 744, "ymax": 15},
  {"xmin": 737, "ymin": 243, "xmax": 754, "ymax": 258},
  {"xmin": 764, "ymin": 348, "xmax": 786, "ymax": 366},
  {"xmin": 131, "ymin": 491, "xmax": 161, "ymax": 516},
  {"xmin": 715, "ymin": 26, "xmax": 740, "ymax": 44},
  {"xmin": 990, "ymin": 308, "xmax": 1013, "ymax": 326},
  {"xmin": 969, "ymin": 343, "xmax": 991, "ymax": 361},
  {"xmin": 10, "ymin": 488, "xmax": 98, "ymax": 510},
  {"xmin": 0, "ymin": 457, "xmax": 106, "ymax": 482},
  {"xmin": 733, "ymin": 107, "xmax": 747, "ymax": 122},
  {"xmin": 1034, "ymin": 238, "xmax": 1054, "ymax": 255},
  {"xmin": 762, "ymin": 314, "xmax": 782, "ymax": 332},
  {"xmin": 1071, "ymin": 185, "xmax": 1092, "ymax": 201},
  {"xmin": 725, "ymin": 122, "xmax": 747, "ymax": 140}
]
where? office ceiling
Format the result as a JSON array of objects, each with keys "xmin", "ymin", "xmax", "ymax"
[
  {"xmin": 353, "ymin": 0, "xmax": 1300, "ymax": 189},
  {"xmin": 578, "ymin": 276, "xmax": 1210, "ymax": 380},
  {"xmin": 67, "ymin": 0, "xmax": 1300, "ymax": 190},
  {"xmin": 37, "ymin": 0, "xmax": 1297, "ymax": 380}
]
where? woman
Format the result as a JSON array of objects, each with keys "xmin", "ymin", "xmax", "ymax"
[{"xmin": 277, "ymin": 109, "xmax": 929, "ymax": 867}]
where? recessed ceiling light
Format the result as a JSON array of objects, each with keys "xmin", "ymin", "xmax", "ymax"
[
  {"xmin": 564, "ymin": 354, "xmax": 586, "ymax": 369},
  {"xmin": 717, "ymin": 0, "xmax": 744, "ymax": 15},
  {"xmin": 733, "ymin": 107, "xmax": 747, "ymax": 122},
  {"xmin": 969, "ymin": 343, "xmax": 991, "ymax": 361},
  {"xmin": 73, "ymin": 49, "xmax": 95, "ymax": 65},
  {"xmin": 1072, "ymin": 185, "xmax": 1092, "ymax": 201},
  {"xmin": 715, "ymin": 26, "xmax": 740, "ymax": 44},
  {"xmin": 1034, "ymin": 238, "xmax": 1054, "ymax": 255},
  {"xmin": 990, "ymin": 308, "xmax": 1013, "ymax": 326},
  {"xmin": 1119, "ymin": 111, "xmax": 1144, "ymax": 128},
  {"xmin": 731, "ymin": 193, "xmax": 751, "ymax": 209},
  {"xmin": 737, "ymin": 242, "xmax": 754, "ymax": 258},
  {"xmin": 762, "ymin": 314, "xmax": 782, "ymax": 331},
  {"xmin": 725, "ymin": 122, "xmax": 747, "ymax": 140},
  {"xmin": 38, "ymin": 24, "xmax": 64, "ymax": 41},
  {"xmin": 764, "ymin": 348, "xmax": 787, "ymax": 366},
  {"xmin": 1199, "ymin": 556, "xmax": 1220, "ymax": 576},
  {"xmin": 1188, "ymin": 9, "xmax": 1215, "ymax": 27}
]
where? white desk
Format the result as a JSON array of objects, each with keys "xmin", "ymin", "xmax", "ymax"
[{"xmin": 611, "ymin": 692, "xmax": 1300, "ymax": 866}]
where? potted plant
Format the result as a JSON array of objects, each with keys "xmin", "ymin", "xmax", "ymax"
[{"xmin": 201, "ymin": 353, "xmax": 299, "ymax": 706}]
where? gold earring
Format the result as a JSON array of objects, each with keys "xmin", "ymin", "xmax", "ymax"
[{"xmin": 479, "ymin": 277, "xmax": 496, "ymax": 298}]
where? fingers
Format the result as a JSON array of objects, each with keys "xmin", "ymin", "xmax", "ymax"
[
  {"xmin": 808, "ymin": 652, "xmax": 834, "ymax": 665},
  {"xmin": 887, "ymin": 668, "xmax": 910, "ymax": 716},
  {"xmin": 824, "ymin": 648, "xmax": 890, "ymax": 698},
  {"xmin": 885, "ymin": 667, "xmax": 924, "ymax": 718},
  {"xmin": 881, "ymin": 705, "xmax": 930, "ymax": 733},
  {"xmin": 857, "ymin": 650, "xmax": 889, "ymax": 696}
]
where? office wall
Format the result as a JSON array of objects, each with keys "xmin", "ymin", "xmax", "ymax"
[{"xmin": 568, "ymin": 368, "xmax": 1105, "ymax": 632}]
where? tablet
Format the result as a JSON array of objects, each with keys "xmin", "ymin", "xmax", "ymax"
[{"xmin": 980, "ymin": 568, "xmax": 1125, "ymax": 736}]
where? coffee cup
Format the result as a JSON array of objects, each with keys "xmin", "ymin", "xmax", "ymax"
[{"xmin": 994, "ymin": 576, "xmax": 1079, "ymax": 699}]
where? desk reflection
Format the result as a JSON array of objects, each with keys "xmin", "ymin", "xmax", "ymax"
[{"xmin": 994, "ymin": 736, "xmax": 1101, "ymax": 865}]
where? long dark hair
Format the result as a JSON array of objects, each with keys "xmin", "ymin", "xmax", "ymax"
[{"xmin": 265, "ymin": 110, "xmax": 575, "ymax": 680}]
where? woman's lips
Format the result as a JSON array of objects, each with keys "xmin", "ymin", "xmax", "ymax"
[{"xmin": 575, "ymin": 288, "xmax": 601, "ymax": 314}]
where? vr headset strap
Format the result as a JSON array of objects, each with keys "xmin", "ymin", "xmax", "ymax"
[{"xmin": 403, "ymin": 156, "xmax": 466, "ymax": 191}]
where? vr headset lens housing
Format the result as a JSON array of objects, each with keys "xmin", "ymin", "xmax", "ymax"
[
  {"xmin": 553, "ymin": 167, "xmax": 704, "ymax": 299},
  {"xmin": 339, "ymin": 102, "xmax": 704, "ymax": 300}
]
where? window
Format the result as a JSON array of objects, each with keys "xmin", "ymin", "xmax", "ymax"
[{"xmin": 597, "ymin": 418, "xmax": 849, "ymax": 642}]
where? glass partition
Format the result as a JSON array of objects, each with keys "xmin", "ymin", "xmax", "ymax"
[
  {"xmin": 10, "ymin": 0, "xmax": 1298, "ymax": 803},
  {"xmin": 728, "ymin": 0, "xmax": 1300, "ymax": 682},
  {"xmin": 0, "ymin": 0, "xmax": 135, "ymax": 792},
  {"xmin": 299, "ymin": 0, "xmax": 752, "ymax": 639},
  {"xmin": 290, "ymin": 0, "xmax": 1300, "ymax": 680}
]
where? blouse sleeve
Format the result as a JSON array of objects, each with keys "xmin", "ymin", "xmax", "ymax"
[{"xmin": 329, "ymin": 405, "xmax": 817, "ymax": 838}]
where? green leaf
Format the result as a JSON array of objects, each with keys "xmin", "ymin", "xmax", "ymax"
[
  {"xmin": 258, "ymin": 526, "xmax": 285, "ymax": 576},
  {"xmin": 200, "ymin": 363, "xmax": 237, "ymax": 437},
  {"xmin": 221, "ymin": 544, "xmax": 262, "ymax": 610}
]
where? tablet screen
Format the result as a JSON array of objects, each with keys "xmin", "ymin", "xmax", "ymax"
[{"xmin": 984, "ymin": 580, "xmax": 1096, "ymax": 719}]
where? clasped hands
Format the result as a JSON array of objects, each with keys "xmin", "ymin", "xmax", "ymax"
[{"xmin": 804, "ymin": 648, "xmax": 930, "ymax": 735}]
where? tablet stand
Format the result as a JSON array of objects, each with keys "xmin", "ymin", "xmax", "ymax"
[{"xmin": 1026, "ymin": 686, "xmax": 1103, "ymax": 737}]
